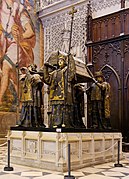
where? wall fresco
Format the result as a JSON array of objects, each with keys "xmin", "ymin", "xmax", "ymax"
[{"xmin": 0, "ymin": 0, "xmax": 41, "ymax": 113}]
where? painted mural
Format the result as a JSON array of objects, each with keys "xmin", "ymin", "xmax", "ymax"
[{"xmin": 0, "ymin": 0, "xmax": 41, "ymax": 112}]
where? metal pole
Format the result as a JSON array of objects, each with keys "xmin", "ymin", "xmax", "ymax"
[
  {"xmin": 4, "ymin": 140, "xmax": 14, "ymax": 171},
  {"xmin": 68, "ymin": 143, "xmax": 71, "ymax": 176},
  {"xmin": 16, "ymin": 35, "xmax": 20, "ymax": 125},
  {"xmin": 64, "ymin": 144, "xmax": 75, "ymax": 179},
  {"xmin": 114, "ymin": 140, "xmax": 123, "ymax": 167},
  {"xmin": 63, "ymin": 7, "xmax": 77, "ymax": 127},
  {"xmin": 65, "ymin": 6, "xmax": 77, "ymax": 102}
]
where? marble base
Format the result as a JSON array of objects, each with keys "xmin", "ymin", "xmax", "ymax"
[{"xmin": 8, "ymin": 129, "xmax": 122, "ymax": 172}]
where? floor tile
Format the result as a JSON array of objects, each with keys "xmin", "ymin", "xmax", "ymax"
[
  {"xmin": 63, "ymin": 171, "xmax": 85, "ymax": 176},
  {"xmin": 0, "ymin": 174, "xmax": 29, "ymax": 179},
  {"xmin": 79, "ymin": 174, "xmax": 119, "ymax": 179},
  {"xmin": 109, "ymin": 167, "xmax": 129, "ymax": 174},
  {"xmin": 122, "ymin": 177, "xmax": 129, "ymax": 179},
  {"xmin": 102, "ymin": 171, "xmax": 125, "ymax": 177},
  {"xmin": 78, "ymin": 167, "xmax": 105, "ymax": 173},
  {"xmin": 94, "ymin": 164, "xmax": 112, "ymax": 169},
  {"xmin": 34, "ymin": 174, "xmax": 64, "ymax": 178},
  {"xmin": 21, "ymin": 171, "xmax": 42, "ymax": 177}
]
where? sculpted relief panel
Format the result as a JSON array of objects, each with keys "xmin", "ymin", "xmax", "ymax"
[
  {"xmin": 91, "ymin": 0, "xmax": 120, "ymax": 12},
  {"xmin": 38, "ymin": 0, "xmax": 121, "ymax": 17},
  {"xmin": 43, "ymin": 4, "xmax": 87, "ymax": 62},
  {"xmin": 38, "ymin": 0, "xmax": 121, "ymax": 12},
  {"xmin": 41, "ymin": 0, "xmax": 122, "ymax": 61}
]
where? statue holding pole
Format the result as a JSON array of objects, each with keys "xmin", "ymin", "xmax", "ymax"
[
  {"xmin": 86, "ymin": 70, "xmax": 112, "ymax": 129},
  {"xmin": 42, "ymin": 7, "xmax": 77, "ymax": 128}
]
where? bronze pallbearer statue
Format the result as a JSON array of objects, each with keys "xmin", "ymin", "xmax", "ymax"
[
  {"xmin": 17, "ymin": 64, "xmax": 46, "ymax": 128},
  {"xmin": 86, "ymin": 70, "xmax": 112, "ymax": 129},
  {"xmin": 41, "ymin": 50, "xmax": 93, "ymax": 129},
  {"xmin": 43, "ymin": 52, "xmax": 76, "ymax": 128}
]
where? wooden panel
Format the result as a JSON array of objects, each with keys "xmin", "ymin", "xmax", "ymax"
[
  {"xmin": 86, "ymin": 7, "xmax": 129, "ymax": 142},
  {"xmin": 100, "ymin": 21, "xmax": 106, "ymax": 40},
  {"xmin": 107, "ymin": 18, "xmax": 113, "ymax": 39},
  {"xmin": 115, "ymin": 15, "xmax": 121, "ymax": 36},
  {"xmin": 92, "ymin": 9, "xmax": 129, "ymax": 43},
  {"xmin": 123, "ymin": 40, "xmax": 129, "ymax": 139},
  {"xmin": 92, "ymin": 22, "xmax": 97, "ymax": 41},
  {"xmin": 124, "ymin": 12, "xmax": 129, "ymax": 35}
]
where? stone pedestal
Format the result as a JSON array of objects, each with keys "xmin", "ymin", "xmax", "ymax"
[{"xmin": 8, "ymin": 128, "xmax": 122, "ymax": 172}]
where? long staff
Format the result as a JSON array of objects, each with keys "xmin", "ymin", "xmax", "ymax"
[
  {"xmin": 65, "ymin": 6, "xmax": 77, "ymax": 102},
  {"xmin": 62, "ymin": 7, "xmax": 77, "ymax": 127},
  {"xmin": 16, "ymin": 35, "xmax": 20, "ymax": 123}
]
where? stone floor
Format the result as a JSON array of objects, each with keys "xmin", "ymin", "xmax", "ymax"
[{"xmin": 1, "ymin": 157, "xmax": 129, "ymax": 178}]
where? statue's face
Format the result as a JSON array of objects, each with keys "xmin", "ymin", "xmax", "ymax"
[
  {"xmin": 96, "ymin": 76, "xmax": 103, "ymax": 83},
  {"xmin": 58, "ymin": 58, "xmax": 65, "ymax": 69}
]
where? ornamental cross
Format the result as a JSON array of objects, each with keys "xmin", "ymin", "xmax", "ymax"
[
  {"xmin": 63, "ymin": 6, "xmax": 77, "ymax": 127},
  {"xmin": 65, "ymin": 6, "xmax": 77, "ymax": 100},
  {"xmin": 68, "ymin": 6, "xmax": 77, "ymax": 18},
  {"xmin": 68, "ymin": 6, "xmax": 77, "ymax": 53}
]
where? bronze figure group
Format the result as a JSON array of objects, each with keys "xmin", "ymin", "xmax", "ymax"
[{"xmin": 17, "ymin": 51, "xmax": 112, "ymax": 130}]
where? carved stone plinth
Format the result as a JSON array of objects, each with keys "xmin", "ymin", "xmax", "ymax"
[{"xmin": 8, "ymin": 128, "xmax": 122, "ymax": 172}]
